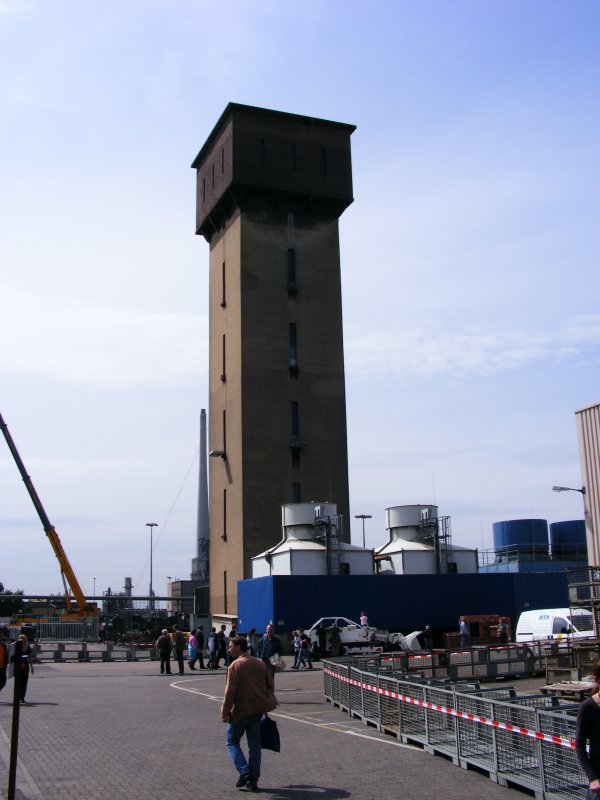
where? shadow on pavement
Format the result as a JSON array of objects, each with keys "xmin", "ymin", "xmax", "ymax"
[{"xmin": 259, "ymin": 786, "xmax": 350, "ymax": 799}]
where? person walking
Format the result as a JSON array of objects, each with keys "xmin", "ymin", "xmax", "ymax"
[
  {"xmin": 215, "ymin": 624, "xmax": 228, "ymax": 669},
  {"xmin": 247, "ymin": 627, "xmax": 258, "ymax": 657},
  {"xmin": 257, "ymin": 624, "xmax": 282, "ymax": 681},
  {"xmin": 221, "ymin": 635, "xmax": 278, "ymax": 793},
  {"xmin": 497, "ymin": 619, "xmax": 508, "ymax": 644},
  {"xmin": 422, "ymin": 626, "xmax": 434, "ymax": 650},
  {"xmin": 156, "ymin": 628, "xmax": 172, "ymax": 675},
  {"xmin": 208, "ymin": 626, "xmax": 218, "ymax": 668},
  {"xmin": 188, "ymin": 629, "xmax": 198, "ymax": 670},
  {"xmin": 291, "ymin": 631, "xmax": 305, "ymax": 670},
  {"xmin": 459, "ymin": 617, "xmax": 469, "ymax": 648},
  {"xmin": 172, "ymin": 625, "xmax": 186, "ymax": 675},
  {"xmin": 317, "ymin": 622, "xmax": 327, "ymax": 657},
  {"xmin": 329, "ymin": 621, "xmax": 342, "ymax": 657},
  {"xmin": 0, "ymin": 631, "xmax": 7, "ymax": 695},
  {"xmin": 576, "ymin": 660, "xmax": 600, "ymax": 798},
  {"xmin": 299, "ymin": 629, "xmax": 313, "ymax": 669},
  {"xmin": 195, "ymin": 624, "xmax": 206, "ymax": 668},
  {"xmin": 17, "ymin": 633, "xmax": 34, "ymax": 703}
]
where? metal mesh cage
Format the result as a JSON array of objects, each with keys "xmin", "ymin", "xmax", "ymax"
[
  {"xmin": 424, "ymin": 684, "xmax": 457, "ymax": 752},
  {"xmin": 349, "ymin": 665, "xmax": 364, "ymax": 717},
  {"xmin": 379, "ymin": 674, "xmax": 400, "ymax": 734},
  {"xmin": 361, "ymin": 671, "xmax": 380, "ymax": 725},
  {"xmin": 455, "ymin": 693, "xmax": 495, "ymax": 769},
  {"xmin": 492, "ymin": 698, "xmax": 544, "ymax": 791},
  {"xmin": 397, "ymin": 680, "xmax": 427, "ymax": 742},
  {"xmin": 538, "ymin": 707, "xmax": 587, "ymax": 800}
]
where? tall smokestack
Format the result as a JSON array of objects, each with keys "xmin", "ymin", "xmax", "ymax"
[{"xmin": 191, "ymin": 408, "xmax": 209, "ymax": 582}]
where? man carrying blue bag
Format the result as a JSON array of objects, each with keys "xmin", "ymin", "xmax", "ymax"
[{"xmin": 221, "ymin": 635, "xmax": 278, "ymax": 792}]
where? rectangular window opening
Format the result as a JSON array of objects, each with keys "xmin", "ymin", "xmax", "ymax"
[
  {"xmin": 221, "ymin": 334, "xmax": 226, "ymax": 382},
  {"xmin": 287, "ymin": 248, "xmax": 297, "ymax": 297},
  {"xmin": 291, "ymin": 401, "xmax": 301, "ymax": 466},
  {"xmin": 289, "ymin": 323, "xmax": 298, "ymax": 376},
  {"xmin": 222, "ymin": 488, "xmax": 227, "ymax": 541},
  {"xmin": 291, "ymin": 400, "xmax": 299, "ymax": 437},
  {"xmin": 221, "ymin": 261, "xmax": 226, "ymax": 308}
]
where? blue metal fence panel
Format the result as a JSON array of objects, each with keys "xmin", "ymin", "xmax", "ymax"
[{"xmin": 236, "ymin": 572, "xmax": 570, "ymax": 635}]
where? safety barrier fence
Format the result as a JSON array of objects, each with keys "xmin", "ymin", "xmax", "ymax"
[
  {"xmin": 378, "ymin": 642, "xmax": 550, "ymax": 682},
  {"xmin": 323, "ymin": 658, "xmax": 588, "ymax": 800},
  {"xmin": 28, "ymin": 642, "xmax": 161, "ymax": 662},
  {"xmin": 9, "ymin": 618, "xmax": 100, "ymax": 641}
]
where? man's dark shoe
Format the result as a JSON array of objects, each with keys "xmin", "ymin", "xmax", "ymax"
[
  {"xmin": 247, "ymin": 781, "xmax": 260, "ymax": 793},
  {"xmin": 235, "ymin": 773, "xmax": 250, "ymax": 788}
]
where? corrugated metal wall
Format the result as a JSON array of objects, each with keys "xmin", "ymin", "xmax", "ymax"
[{"xmin": 236, "ymin": 573, "xmax": 569, "ymax": 634}]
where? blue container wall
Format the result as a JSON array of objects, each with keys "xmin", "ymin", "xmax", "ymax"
[
  {"xmin": 493, "ymin": 519, "xmax": 549, "ymax": 551},
  {"xmin": 510, "ymin": 571, "xmax": 569, "ymax": 618},
  {"xmin": 237, "ymin": 573, "xmax": 569, "ymax": 634},
  {"xmin": 237, "ymin": 577, "xmax": 276, "ymax": 632}
]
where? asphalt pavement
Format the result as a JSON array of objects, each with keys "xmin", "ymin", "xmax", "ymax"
[{"xmin": 0, "ymin": 660, "xmax": 536, "ymax": 800}]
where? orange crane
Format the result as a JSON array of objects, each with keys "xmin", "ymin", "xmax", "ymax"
[{"xmin": 0, "ymin": 412, "xmax": 98, "ymax": 618}]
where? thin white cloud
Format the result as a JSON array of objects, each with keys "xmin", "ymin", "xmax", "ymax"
[
  {"xmin": 0, "ymin": 286, "xmax": 207, "ymax": 389},
  {"xmin": 0, "ymin": 0, "xmax": 33, "ymax": 15},
  {"xmin": 346, "ymin": 314, "xmax": 600, "ymax": 378}
]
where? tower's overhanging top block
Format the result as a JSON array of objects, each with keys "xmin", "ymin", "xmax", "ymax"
[{"xmin": 191, "ymin": 103, "xmax": 356, "ymax": 241}]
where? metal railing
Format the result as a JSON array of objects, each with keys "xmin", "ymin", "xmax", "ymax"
[
  {"xmin": 323, "ymin": 657, "xmax": 588, "ymax": 799},
  {"xmin": 9, "ymin": 617, "xmax": 99, "ymax": 641}
]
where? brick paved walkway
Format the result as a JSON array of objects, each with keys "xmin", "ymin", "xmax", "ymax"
[{"xmin": 0, "ymin": 661, "xmax": 527, "ymax": 799}]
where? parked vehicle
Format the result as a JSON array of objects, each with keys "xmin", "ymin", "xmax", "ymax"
[
  {"xmin": 515, "ymin": 607, "xmax": 594, "ymax": 643},
  {"xmin": 308, "ymin": 616, "xmax": 422, "ymax": 656}
]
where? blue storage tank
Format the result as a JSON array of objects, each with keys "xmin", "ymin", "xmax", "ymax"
[
  {"xmin": 493, "ymin": 519, "xmax": 549, "ymax": 556},
  {"xmin": 549, "ymin": 520, "xmax": 587, "ymax": 558}
]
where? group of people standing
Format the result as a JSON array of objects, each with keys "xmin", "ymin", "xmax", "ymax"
[
  {"xmin": 155, "ymin": 624, "xmax": 207, "ymax": 675},
  {"xmin": 207, "ymin": 623, "xmax": 239, "ymax": 669}
]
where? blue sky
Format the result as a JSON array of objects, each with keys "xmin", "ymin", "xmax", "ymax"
[{"xmin": 1, "ymin": 1, "xmax": 598, "ymax": 597}]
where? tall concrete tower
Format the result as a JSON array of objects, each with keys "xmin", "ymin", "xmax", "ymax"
[{"xmin": 192, "ymin": 104, "xmax": 355, "ymax": 614}]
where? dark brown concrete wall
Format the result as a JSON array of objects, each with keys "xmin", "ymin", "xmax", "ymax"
[{"xmin": 195, "ymin": 105, "xmax": 354, "ymax": 615}]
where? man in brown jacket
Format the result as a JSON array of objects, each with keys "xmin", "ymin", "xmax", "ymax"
[{"xmin": 221, "ymin": 635, "xmax": 278, "ymax": 792}]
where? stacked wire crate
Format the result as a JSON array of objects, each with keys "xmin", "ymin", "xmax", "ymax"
[{"xmin": 323, "ymin": 658, "xmax": 589, "ymax": 799}]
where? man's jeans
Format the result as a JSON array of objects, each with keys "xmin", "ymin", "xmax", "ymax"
[{"xmin": 226, "ymin": 714, "xmax": 262, "ymax": 779}]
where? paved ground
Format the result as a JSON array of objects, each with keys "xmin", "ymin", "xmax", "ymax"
[{"xmin": 0, "ymin": 661, "xmax": 541, "ymax": 800}]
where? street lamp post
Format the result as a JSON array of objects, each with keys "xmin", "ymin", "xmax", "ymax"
[
  {"xmin": 145, "ymin": 523, "xmax": 158, "ymax": 610},
  {"xmin": 93, "ymin": 577, "xmax": 96, "ymax": 597},
  {"xmin": 355, "ymin": 514, "xmax": 372, "ymax": 549},
  {"xmin": 553, "ymin": 485, "xmax": 586, "ymax": 495}
]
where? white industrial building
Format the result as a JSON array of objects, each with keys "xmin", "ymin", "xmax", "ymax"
[
  {"xmin": 252, "ymin": 502, "xmax": 374, "ymax": 577},
  {"xmin": 375, "ymin": 505, "xmax": 478, "ymax": 575}
]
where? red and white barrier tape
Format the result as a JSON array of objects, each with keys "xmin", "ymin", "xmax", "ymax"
[{"xmin": 324, "ymin": 668, "xmax": 575, "ymax": 749}]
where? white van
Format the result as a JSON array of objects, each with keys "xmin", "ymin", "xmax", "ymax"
[{"xmin": 515, "ymin": 608, "xmax": 595, "ymax": 643}]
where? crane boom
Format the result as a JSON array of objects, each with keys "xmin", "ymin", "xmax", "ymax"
[{"xmin": 0, "ymin": 411, "xmax": 96, "ymax": 616}]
